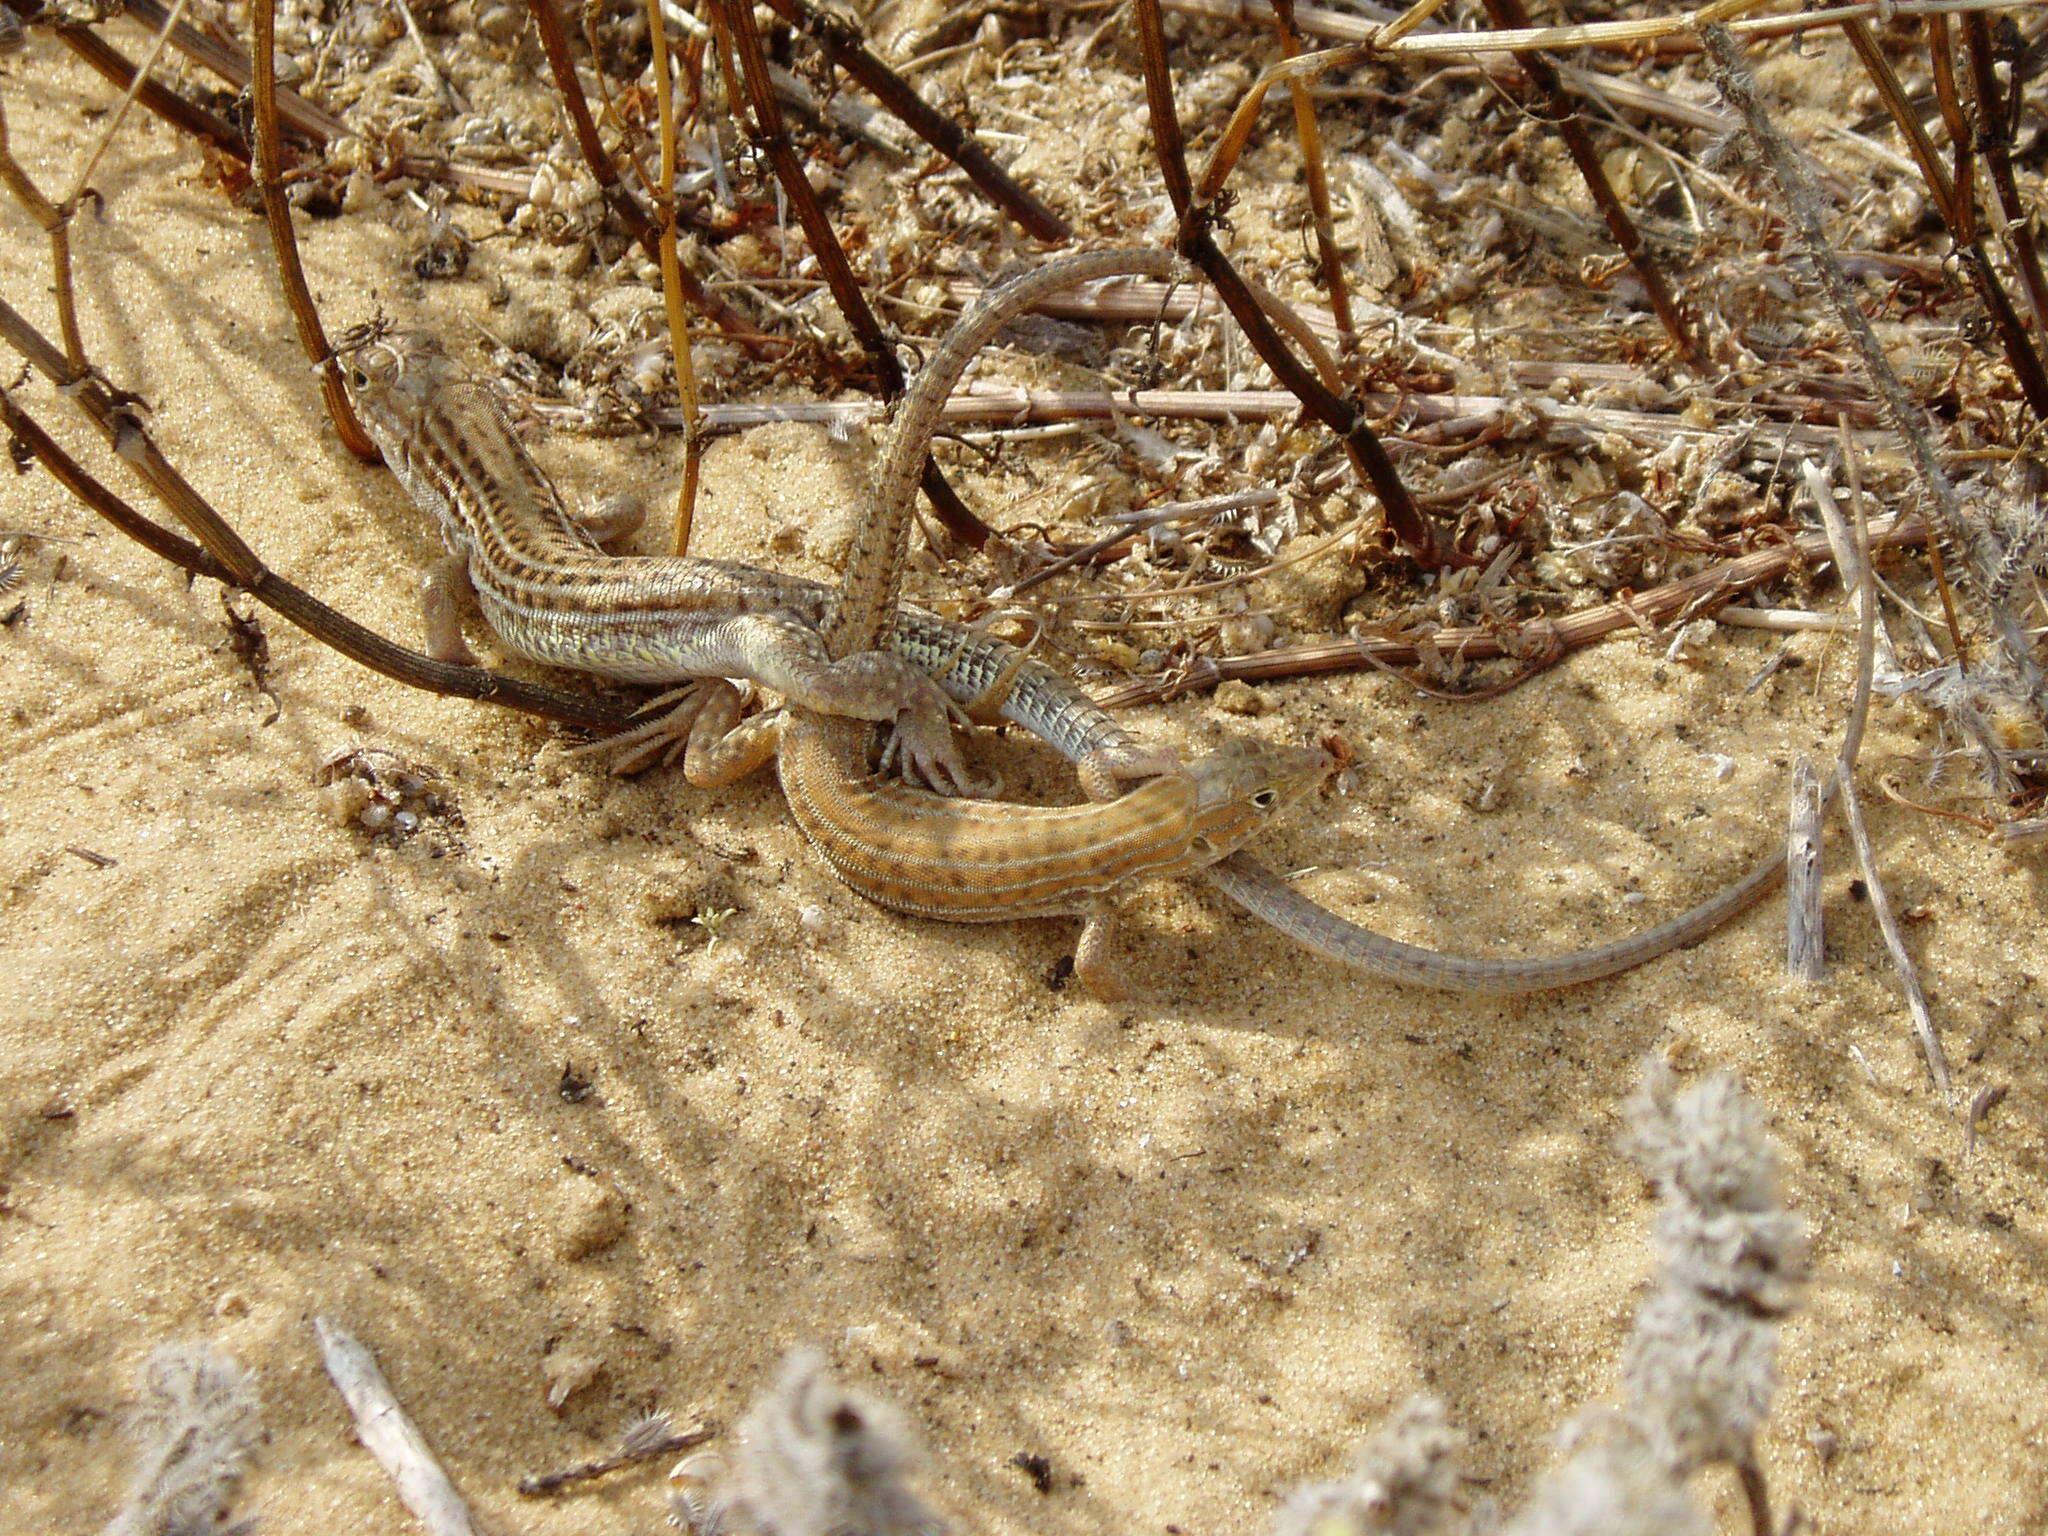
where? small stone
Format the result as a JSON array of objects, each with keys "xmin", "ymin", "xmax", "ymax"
[
  {"xmin": 542, "ymin": 1351, "xmax": 604, "ymax": 1411},
  {"xmin": 1214, "ymin": 679, "xmax": 1268, "ymax": 716},
  {"xmin": 553, "ymin": 1177, "xmax": 627, "ymax": 1262}
]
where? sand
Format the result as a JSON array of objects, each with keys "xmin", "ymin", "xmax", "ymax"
[{"xmin": 3, "ymin": 15, "xmax": 2046, "ymax": 1535}]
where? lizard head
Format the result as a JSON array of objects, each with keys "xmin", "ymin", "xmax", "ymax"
[
  {"xmin": 334, "ymin": 328, "xmax": 462, "ymax": 462},
  {"xmin": 1176, "ymin": 739, "xmax": 1334, "ymax": 871}
]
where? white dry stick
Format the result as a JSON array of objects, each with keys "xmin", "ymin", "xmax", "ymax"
[
  {"xmin": 1836, "ymin": 773, "xmax": 1954, "ymax": 1100},
  {"xmin": 314, "ymin": 1315, "xmax": 488, "ymax": 1536},
  {"xmin": 1808, "ymin": 462, "xmax": 1955, "ymax": 1099},
  {"xmin": 1998, "ymin": 816, "xmax": 2048, "ymax": 853},
  {"xmin": 1717, "ymin": 606, "xmax": 1854, "ymax": 633},
  {"xmin": 1801, "ymin": 460, "xmax": 1902, "ymax": 686},
  {"xmin": 1785, "ymin": 755, "xmax": 1824, "ymax": 982}
]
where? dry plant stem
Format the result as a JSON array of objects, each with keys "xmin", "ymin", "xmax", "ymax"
[
  {"xmin": 313, "ymin": 1316, "xmax": 484, "ymax": 1536},
  {"xmin": 997, "ymin": 487, "xmax": 1283, "ymax": 600},
  {"xmin": 114, "ymin": 0, "xmax": 347, "ymax": 141},
  {"xmin": 1838, "ymin": 772, "xmax": 1953, "ymax": 1098},
  {"xmin": 1963, "ymin": 13, "xmax": 2048, "ymax": 343},
  {"xmin": 517, "ymin": 1420, "xmax": 715, "ymax": 1496},
  {"xmin": 1271, "ymin": 0, "xmax": 1356, "ymax": 356},
  {"xmin": 677, "ymin": 382, "xmax": 1905, "ymax": 445},
  {"xmin": 1474, "ymin": 0, "xmax": 1703, "ymax": 367},
  {"xmin": 1842, "ymin": 19, "xmax": 2048, "ymax": 421},
  {"xmin": 23, "ymin": 8, "xmax": 241, "ymax": 152},
  {"xmin": 1095, "ymin": 510, "xmax": 1926, "ymax": 707},
  {"xmin": 1813, "ymin": 458, "xmax": 1953, "ymax": 1097},
  {"xmin": 1130, "ymin": 0, "xmax": 1444, "ymax": 566},
  {"xmin": 1133, "ymin": 0, "xmax": 1194, "ymax": 216},
  {"xmin": 0, "ymin": 311, "xmax": 630, "ymax": 731},
  {"xmin": 1787, "ymin": 754, "xmax": 1824, "ymax": 980},
  {"xmin": 1701, "ymin": 22, "xmax": 2041, "ymax": 697},
  {"xmin": 0, "ymin": 93, "xmax": 84, "ymax": 372},
  {"xmin": 62, "ymin": 0, "xmax": 189, "ymax": 203},
  {"xmin": 521, "ymin": 0, "xmax": 758, "ymax": 351},
  {"xmin": 1925, "ymin": 15, "xmax": 1975, "ymax": 232},
  {"xmin": 1737, "ymin": 1456, "xmax": 1774, "ymax": 1536},
  {"xmin": 644, "ymin": 0, "xmax": 704, "ymax": 557},
  {"xmin": 706, "ymin": 0, "xmax": 992, "ymax": 550},
  {"xmin": 252, "ymin": 0, "xmax": 379, "ymax": 461},
  {"xmin": 755, "ymin": 0, "xmax": 1069, "ymax": 242},
  {"xmin": 1160, "ymin": 0, "xmax": 2039, "ymax": 60}
]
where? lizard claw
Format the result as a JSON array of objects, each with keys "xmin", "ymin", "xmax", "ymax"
[{"xmin": 880, "ymin": 695, "xmax": 996, "ymax": 797}]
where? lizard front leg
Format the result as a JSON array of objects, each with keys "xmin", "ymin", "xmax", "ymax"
[
  {"xmin": 420, "ymin": 554, "xmax": 480, "ymax": 666},
  {"xmin": 717, "ymin": 613, "xmax": 989, "ymax": 797}
]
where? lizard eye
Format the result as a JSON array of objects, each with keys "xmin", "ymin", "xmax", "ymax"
[{"xmin": 1252, "ymin": 789, "xmax": 1279, "ymax": 810}]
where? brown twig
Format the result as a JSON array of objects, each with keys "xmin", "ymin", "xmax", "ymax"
[
  {"xmin": 1271, "ymin": 0, "xmax": 1356, "ymax": 358},
  {"xmin": 1094, "ymin": 510, "xmax": 1927, "ymax": 708},
  {"xmin": 251, "ymin": 0, "xmax": 379, "ymax": 461},
  {"xmin": 1475, "ymin": 0, "xmax": 1704, "ymax": 367},
  {"xmin": 522, "ymin": 0, "xmax": 763, "ymax": 353},
  {"xmin": 1130, "ymin": 0, "xmax": 1446, "ymax": 567},
  {"xmin": 756, "ymin": 0, "xmax": 1071, "ymax": 242},
  {"xmin": 1924, "ymin": 14, "xmax": 1975, "ymax": 236},
  {"xmin": 1962, "ymin": 13, "xmax": 2048, "ymax": 346},
  {"xmin": 1842, "ymin": 18, "xmax": 2048, "ymax": 422},
  {"xmin": 1701, "ymin": 21, "xmax": 2042, "ymax": 699},
  {"xmin": 0, "ymin": 92, "xmax": 84, "ymax": 373},
  {"xmin": 0, "ymin": 306, "xmax": 631, "ymax": 733},
  {"xmin": 25, "ymin": 9, "xmax": 240, "ymax": 153},
  {"xmin": 705, "ymin": 0, "xmax": 993, "ymax": 549},
  {"xmin": 516, "ymin": 1417, "xmax": 714, "ymax": 1496}
]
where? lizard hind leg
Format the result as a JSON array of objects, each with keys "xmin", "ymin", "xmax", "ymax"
[{"xmin": 570, "ymin": 678, "xmax": 753, "ymax": 778}]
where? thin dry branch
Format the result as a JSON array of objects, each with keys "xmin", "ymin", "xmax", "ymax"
[
  {"xmin": 754, "ymin": 0, "xmax": 1071, "ymax": 242},
  {"xmin": 1701, "ymin": 20, "xmax": 2044, "ymax": 703},
  {"xmin": 1475, "ymin": 0, "xmax": 1704, "ymax": 365},
  {"xmin": 705, "ymin": 0, "xmax": 994, "ymax": 549},
  {"xmin": 251, "ymin": 0, "xmax": 379, "ymax": 461},
  {"xmin": 1095, "ymin": 511, "xmax": 1926, "ymax": 707},
  {"xmin": 1841, "ymin": 18, "xmax": 2048, "ymax": 421},
  {"xmin": 314, "ymin": 1316, "xmax": 483, "ymax": 1536},
  {"xmin": 0, "ymin": 306, "xmax": 632, "ymax": 732},
  {"xmin": 1131, "ymin": 0, "xmax": 1446, "ymax": 566}
]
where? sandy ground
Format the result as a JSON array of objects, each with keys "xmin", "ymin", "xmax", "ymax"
[{"xmin": 4, "ymin": 21, "xmax": 2048, "ymax": 1536}]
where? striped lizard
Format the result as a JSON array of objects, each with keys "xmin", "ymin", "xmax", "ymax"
[{"xmin": 785, "ymin": 244, "xmax": 1791, "ymax": 993}]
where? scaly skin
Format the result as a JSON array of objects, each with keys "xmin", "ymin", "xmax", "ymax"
[{"xmin": 778, "ymin": 712, "xmax": 1331, "ymax": 996}]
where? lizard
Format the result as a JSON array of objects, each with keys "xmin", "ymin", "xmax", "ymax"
[
  {"xmin": 348, "ymin": 330, "xmax": 997, "ymax": 797},
  {"xmin": 782, "ymin": 243, "xmax": 1795, "ymax": 994}
]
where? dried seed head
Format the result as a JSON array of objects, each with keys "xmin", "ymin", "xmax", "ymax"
[
  {"xmin": 1626, "ymin": 1062, "xmax": 1781, "ymax": 1216},
  {"xmin": 718, "ymin": 1348, "xmax": 939, "ymax": 1536},
  {"xmin": 1621, "ymin": 1285, "xmax": 1780, "ymax": 1475},
  {"xmin": 1505, "ymin": 1410, "xmax": 1705, "ymax": 1536},
  {"xmin": 103, "ymin": 1341, "xmax": 261, "ymax": 1536},
  {"xmin": 1273, "ymin": 1398, "xmax": 1463, "ymax": 1536}
]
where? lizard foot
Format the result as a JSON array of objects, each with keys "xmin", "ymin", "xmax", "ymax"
[
  {"xmin": 572, "ymin": 679, "xmax": 744, "ymax": 776},
  {"xmin": 877, "ymin": 696, "xmax": 998, "ymax": 798}
]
